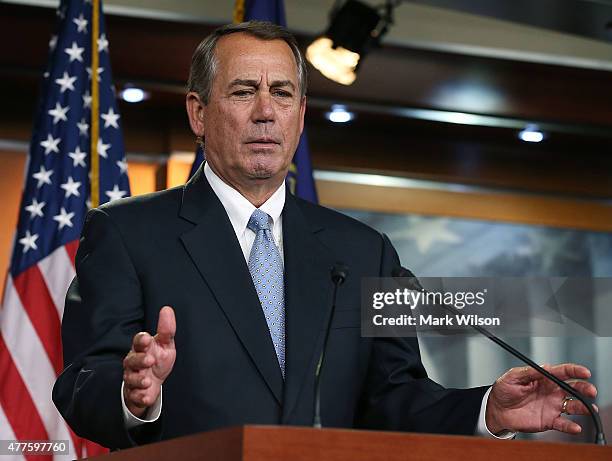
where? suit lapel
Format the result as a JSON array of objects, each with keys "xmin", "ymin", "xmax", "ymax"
[
  {"xmin": 281, "ymin": 194, "xmax": 334, "ymax": 421},
  {"xmin": 178, "ymin": 169, "xmax": 284, "ymax": 404}
]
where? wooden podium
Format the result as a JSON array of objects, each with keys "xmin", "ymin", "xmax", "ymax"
[{"xmin": 91, "ymin": 425, "xmax": 610, "ymax": 460}]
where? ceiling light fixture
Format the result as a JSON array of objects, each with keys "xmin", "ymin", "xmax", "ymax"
[
  {"xmin": 326, "ymin": 104, "xmax": 355, "ymax": 123},
  {"xmin": 518, "ymin": 125, "xmax": 545, "ymax": 143},
  {"xmin": 306, "ymin": 0, "xmax": 398, "ymax": 85},
  {"xmin": 120, "ymin": 86, "xmax": 148, "ymax": 103}
]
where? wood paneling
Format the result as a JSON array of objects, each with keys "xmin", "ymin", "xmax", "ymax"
[
  {"xmin": 88, "ymin": 425, "xmax": 612, "ymax": 461},
  {"xmin": 317, "ymin": 179, "xmax": 612, "ymax": 232},
  {"xmin": 307, "ymin": 120, "xmax": 612, "ymax": 199},
  {"xmin": 0, "ymin": 151, "xmax": 27, "ymax": 295},
  {"xmin": 167, "ymin": 154, "xmax": 194, "ymax": 188}
]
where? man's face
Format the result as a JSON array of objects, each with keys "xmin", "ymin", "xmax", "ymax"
[{"xmin": 191, "ymin": 33, "xmax": 306, "ymax": 190}]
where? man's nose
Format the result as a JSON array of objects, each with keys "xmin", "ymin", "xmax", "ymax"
[{"xmin": 252, "ymin": 91, "xmax": 275, "ymax": 123}]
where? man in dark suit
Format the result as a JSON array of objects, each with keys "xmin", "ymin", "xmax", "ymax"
[{"xmin": 53, "ymin": 21, "xmax": 596, "ymax": 449}]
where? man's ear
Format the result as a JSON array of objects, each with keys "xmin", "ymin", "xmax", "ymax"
[{"xmin": 186, "ymin": 92, "xmax": 206, "ymax": 136}]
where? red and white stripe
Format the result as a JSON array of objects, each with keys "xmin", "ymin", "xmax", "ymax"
[{"xmin": 0, "ymin": 242, "xmax": 106, "ymax": 460}]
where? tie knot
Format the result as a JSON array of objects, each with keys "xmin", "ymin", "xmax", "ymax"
[{"xmin": 248, "ymin": 209, "xmax": 272, "ymax": 232}]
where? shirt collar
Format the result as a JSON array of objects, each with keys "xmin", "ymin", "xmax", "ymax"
[{"xmin": 204, "ymin": 162, "xmax": 285, "ymax": 234}]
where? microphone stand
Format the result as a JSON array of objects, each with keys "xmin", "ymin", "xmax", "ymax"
[{"xmin": 313, "ymin": 263, "xmax": 348, "ymax": 428}]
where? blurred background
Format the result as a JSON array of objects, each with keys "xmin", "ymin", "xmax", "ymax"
[{"xmin": 1, "ymin": 0, "xmax": 611, "ymax": 447}]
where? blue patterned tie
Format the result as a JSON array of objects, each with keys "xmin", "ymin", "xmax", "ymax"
[{"xmin": 247, "ymin": 209, "xmax": 285, "ymax": 376}]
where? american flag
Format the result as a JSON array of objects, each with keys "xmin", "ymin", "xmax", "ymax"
[{"xmin": 0, "ymin": 0, "xmax": 129, "ymax": 459}]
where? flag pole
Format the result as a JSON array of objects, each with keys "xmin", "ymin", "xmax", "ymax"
[
  {"xmin": 233, "ymin": 0, "xmax": 245, "ymax": 23},
  {"xmin": 90, "ymin": 0, "xmax": 100, "ymax": 207}
]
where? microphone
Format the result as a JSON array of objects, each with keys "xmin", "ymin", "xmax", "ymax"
[
  {"xmin": 313, "ymin": 263, "xmax": 349, "ymax": 428},
  {"xmin": 392, "ymin": 266, "xmax": 606, "ymax": 445}
]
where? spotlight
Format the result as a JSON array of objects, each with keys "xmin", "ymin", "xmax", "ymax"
[
  {"xmin": 326, "ymin": 104, "xmax": 355, "ymax": 123},
  {"xmin": 306, "ymin": 0, "xmax": 396, "ymax": 85},
  {"xmin": 120, "ymin": 86, "xmax": 147, "ymax": 103},
  {"xmin": 518, "ymin": 125, "xmax": 545, "ymax": 143}
]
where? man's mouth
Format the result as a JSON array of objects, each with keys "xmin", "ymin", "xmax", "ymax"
[{"xmin": 245, "ymin": 137, "xmax": 281, "ymax": 146}]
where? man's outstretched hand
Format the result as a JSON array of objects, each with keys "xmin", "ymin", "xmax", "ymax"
[
  {"xmin": 122, "ymin": 306, "xmax": 176, "ymax": 418},
  {"xmin": 486, "ymin": 363, "xmax": 598, "ymax": 435}
]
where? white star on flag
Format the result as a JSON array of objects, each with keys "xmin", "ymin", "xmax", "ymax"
[
  {"xmin": 106, "ymin": 185, "xmax": 127, "ymax": 202},
  {"xmin": 97, "ymin": 139, "xmax": 111, "ymax": 158},
  {"xmin": 101, "ymin": 108, "xmax": 120, "ymax": 129},
  {"xmin": 32, "ymin": 165, "xmax": 53, "ymax": 187},
  {"xmin": 64, "ymin": 41, "xmax": 85, "ymax": 62},
  {"xmin": 48, "ymin": 102, "xmax": 69, "ymax": 124},
  {"xmin": 68, "ymin": 146, "xmax": 87, "ymax": 167},
  {"xmin": 77, "ymin": 118, "xmax": 89, "ymax": 137},
  {"xmin": 73, "ymin": 13, "xmax": 88, "ymax": 33},
  {"xmin": 40, "ymin": 133, "xmax": 61, "ymax": 154},
  {"xmin": 98, "ymin": 33, "xmax": 109, "ymax": 53},
  {"xmin": 116, "ymin": 159, "xmax": 128, "ymax": 174},
  {"xmin": 19, "ymin": 230, "xmax": 39, "ymax": 254},
  {"xmin": 60, "ymin": 176, "xmax": 81, "ymax": 198},
  {"xmin": 55, "ymin": 71, "xmax": 77, "ymax": 93},
  {"xmin": 53, "ymin": 207, "xmax": 75, "ymax": 230},
  {"xmin": 83, "ymin": 91, "xmax": 92, "ymax": 108},
  {"xmin": 86, "ymin": 66, "xmax": 104, "ymax": 82},
  {"xmin": 25, "ymin": 198, "xmax": 46, "ymax": 219}
]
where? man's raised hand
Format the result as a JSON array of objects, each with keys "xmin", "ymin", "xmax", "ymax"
[
  {"xmin": 122, "ymin": 306, "xmax": 176, "ymax": 418},
  {"xmin": 486, "ymin": 363, "xmax": 597, "ymax": 435}
]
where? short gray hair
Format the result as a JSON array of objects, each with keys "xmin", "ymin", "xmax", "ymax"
[{"xmin": 187, "ymin": 21, "xmax": 308, "ymax": 104}]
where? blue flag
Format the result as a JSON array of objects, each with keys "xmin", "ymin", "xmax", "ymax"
[
  {"xmin": 188, "ymin": 144, "xmax": 205, "ymax": 179},
  {"xmin": 188, "ymin": 0, "xmax": 318, "ymax": 203}
]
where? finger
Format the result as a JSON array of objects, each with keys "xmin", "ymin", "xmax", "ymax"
[
  {"xmin": 123, "ymin": 371, "xmax": 152, "ymax": 390},
  {"xmin": 552, "ymin": 416, "xmax": 582, "ymax": 434},
  {"xmin": 509, "ymin": 364, "xmax": 551, "ymax": 384},
  {"xmin": 547, "ymin": 363, "xmax": 591, "ymax": 381},
  {"xmin": 155, "ymin": 306, "xmax": 176, "ymax": 346},
  {"xmin": 566, "ymin": 380, "xmax": 598, "ymax": 399},
  {"xmin": 126, "ymin": 388, "xmax": 156, "ymax": 409},
  {"xmin": 132, "ymin": 332, "xmax": 153, "ymax": 353},
  {"xmin": 566, "ymin": 398, "xmax": 597, "ymax": 416},
  {"xmin": 512, "ymin": 363, "xmax": 591, "ymax": 384},
  {"xmin": 123, "ymin": 351, "xmax": 155, "ymax": 371}
]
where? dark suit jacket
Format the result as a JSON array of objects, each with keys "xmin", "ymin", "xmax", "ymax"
[{"xmin": 52, "ymin": 167, "xmax": 488, "ymax": 449}]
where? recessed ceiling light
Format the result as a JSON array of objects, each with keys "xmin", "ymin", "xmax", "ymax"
[
  {"xmin": 518, "ymin": 125, "xmax": 545, "ymax": 143},
  {"xmin": 120, "ymin": 87, "xmax": 147, "ymax": 103},
  {"xmin": 326, "ymin": 104, "xmax": 355, "ymax": 123}
]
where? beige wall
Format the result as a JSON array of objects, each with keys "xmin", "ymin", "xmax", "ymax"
[{"xmin": 0, "ymin": 151, "xmax": 26, "ymax": 291}]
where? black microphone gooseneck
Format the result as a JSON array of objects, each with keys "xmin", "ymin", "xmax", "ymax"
[
  {"xmin": 392, "ymin": 267, "xmax": 606, "ymax": 445},
  {"xmin": 313, "ymin": 263, "xmax": 349, "ymax": 428}
]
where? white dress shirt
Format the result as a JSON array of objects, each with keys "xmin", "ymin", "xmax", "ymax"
[
  {"xmin": 203, "ymin": 162, "xmax": 285, "ymax": 262},
  {"xmin": 121, "ymin": 163, "xmax": 513, "ymax": 439}
]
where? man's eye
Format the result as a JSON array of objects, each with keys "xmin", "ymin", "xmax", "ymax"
[
  {"xmin": 272, "ymin": 90, "xmax": 292, "ymax": 97},
  {"xmin": 233, "ymin": 90, "xmax": 254, "ymax": 96}
]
